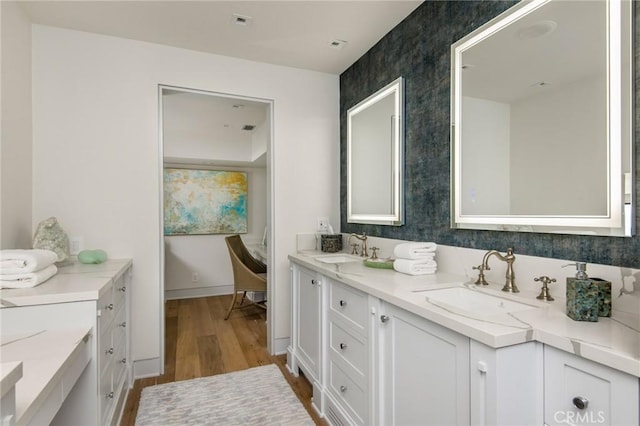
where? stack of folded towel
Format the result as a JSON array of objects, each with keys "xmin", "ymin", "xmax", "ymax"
[
  {"xmin": 0, "ymin": 249, "xmax": 59, "ymax": 289},
  {"xmin": 393, "ymin": 242, "xmax": 437, "ymax": 275}
]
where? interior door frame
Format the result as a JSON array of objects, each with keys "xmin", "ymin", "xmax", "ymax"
[{"xmin": 158, "ymin": 84, "xmax": 275, "ymax": 372}]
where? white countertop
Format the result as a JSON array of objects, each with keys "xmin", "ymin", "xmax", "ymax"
[
  {"xmin": 290, "ymin": 251, "xmax": 640, "ymax": 378},
  {"xmin": 1, "ymin": 361, "xmax": 22, "ymax": 399},
  {"xmin": 0, "ymin": 258, "xmax": 132, "ymax": 308},
  {"xmin": 0, "ymin": 328, "xmax": 92, "ymax": 425}
]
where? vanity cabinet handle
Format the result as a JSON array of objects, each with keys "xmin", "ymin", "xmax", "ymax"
[
  {"xmin": 106, "ymin": 347, "xmax": 114, "ymax": 355},
  {"xmin": 573, "ymin": 396, "xmax": 589, "ymax": 410},
  {"xmin": 106, "ymin": 392, "xmax": 114, "ymax": 399},
  {"xmin": 105, "ymin": 303, "xmax": 114, "ymax": 311},
  {"xmin": 380, "ymin": 315, "xmax": 390, "ymax": 323},
  {"xmin": 339, "ymin": 343, "xmax": 348, "ymax": 350},
  {"xmin": 311, "ymin": 279, "xmax": 318, "ymax": 285},
  {"xmin": 119, "ymin": 321, "xmax": 127, "ymax": 328},
  {"xmin": 339, "ymin": 300, "xmax": 347, "ymax": 307},
  {"xmin": 119, "ymin": 286, "xmax": 126, "ymax": 292},
  {"xmin": 340, "ymin": 385, "xmax": 347, "ymax": 393},
  {"xmin": 120, "ymin": 358, "xmax": 127, "ymax": 364}
]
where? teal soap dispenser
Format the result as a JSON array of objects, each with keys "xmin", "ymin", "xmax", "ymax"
[{"xmin": 564, "ymin": 262, "xmax": 599, "ymax": 322}]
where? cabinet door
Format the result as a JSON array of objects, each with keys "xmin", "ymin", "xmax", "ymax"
[
  {"xmin": 544, "ymin": 346, "xmax": 639, "ymax": 426},
  {"xmin": 379, "ymin": 302, "xmax": 470, "ymax": 426},
  {"xmin": 294, "ymin": 265, "xmax": 322, "ymax": 380}
]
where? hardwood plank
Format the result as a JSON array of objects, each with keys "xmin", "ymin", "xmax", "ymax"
[
  {"xmin": 197, "ymin": 334, "xmax": 225, "ymax": 377},
  {"xmin": 120, "ymin": 295, "xmax": 326, "ymax": 426}
]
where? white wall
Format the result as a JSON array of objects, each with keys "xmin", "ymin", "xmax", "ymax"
[
  {"xmin": 0, "ymin": 2, "xmax": 32, "ymax": 249},
  {"xmin": 163, "ymin": 166, "xmax": 267, "ymax": 299},
  {"xmin": 32, "ymin": 25, "xmax": 340, "ymax": 374}
]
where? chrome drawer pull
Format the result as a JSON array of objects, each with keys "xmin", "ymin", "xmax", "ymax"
[
  {"xmin": 339, "ymin": 300, "xmax": 347, "ymax": 307},
  {"xmin": 339, "ymin": 343, "xmax": 348, "ymax": 350},
  {"xmin": 105, "ymin": 303, "xmax": 114, "ymax": 311},
  {"xmin": 120, "ymin": 358, "xmax": 127, "ymax": 364},
  {"xmin": 572, "ymin": 396, "xmax": 589, "ymax": 410},
  {"xmin": 106, "ymin": 347, "xmax": 114, "ymax": 355},
  {"xmin": 119, "ymin": 286, "xmax": 126, "ymax": 292},
  {"xmin": 119, "ymin": 321, "xmax": 127, "ymax": 328},
  {"xmin": 106, "ymin": 392, "xmax": 114, "ymax": 399},
  {"xmin": 311, "ymin": 279, "xmax": 318, "ymax": 285},
  {"xmin": 339, "ymin": 385, "xmax": 347, "ymax": 393},
  {"xmin": 380, "ymin": 315, "xmax": 390, "ymax": 323}
]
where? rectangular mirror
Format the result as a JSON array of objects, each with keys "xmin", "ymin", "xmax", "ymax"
[
  {"xmin": 451, "ymin": 0, "xmax": 633, "ymax": 236},
  {"xmin": 348, "ymin": 77, "xmax": 404, "ymax": 225}
]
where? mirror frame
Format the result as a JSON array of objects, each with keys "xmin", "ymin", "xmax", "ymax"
[
  {"xmin": 450, "ymin": 0, "xmax": 634, "ymax": 236},
  {"xmin": 347, "ymin": 77, "xmax": 405, "ymax": 226}
]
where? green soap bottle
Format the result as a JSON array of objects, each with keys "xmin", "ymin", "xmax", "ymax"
[{"xmin": 565, "ymin": 262, "xmax": 599, "ymax": 322}]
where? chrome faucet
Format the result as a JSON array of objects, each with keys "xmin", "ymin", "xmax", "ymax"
[
  {"xmin": 349, "ymin": 233, "xmax": 368, "ymax": 257},
  {"xmin": 475, "ymin": 248, "xmax": 518, "ymax": 293}
]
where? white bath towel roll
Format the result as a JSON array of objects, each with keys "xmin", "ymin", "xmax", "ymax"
[
  {"xmin": 394, "ymin": 258, "xmax": 437, "ymax": 276},
  {"xmin": 393, "ymin": 242, "xmax": 437, "ymax": 260},
  {"xmin": 0, "ymin": 249, "xmax": 58, "ymax": 274},
  {"xmin": 0, "ymin": 264, "xmax": 58, "ymax": 289}
]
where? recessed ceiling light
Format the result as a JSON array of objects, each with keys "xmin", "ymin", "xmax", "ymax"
[
  {"xmin": 329, "ymin": 39, "xmax": 348, "ymax": 50},
  {"xmin": 517, "ymin": 20, "xmax": 557, "ymax": 40},
  {"xmin": 231, "ymin": 13, "xmax": 252, "ymax": 26}
]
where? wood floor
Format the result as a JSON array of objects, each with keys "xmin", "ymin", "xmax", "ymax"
[{"xmin": 120, "ymin": 295, "xmax": 325, "ymax": 425}]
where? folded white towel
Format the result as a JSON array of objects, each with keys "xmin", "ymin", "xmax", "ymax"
[
  {"xmin": 0, "ymin": 249, "xmax": 58, "ymax": 275},
  {"xmin": 0, "ymin": 264, "xmax": 58, "ymax": 289},
  {"xmin": 393, "ymin": 242, "xmax": 437, "ymax": 260},
  {"xmin": 394, "ymin": 258, "xmax": 437, "ymax": 276}
]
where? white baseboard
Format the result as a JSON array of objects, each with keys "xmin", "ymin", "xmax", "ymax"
[
  {"xmin": 165, "ymin": 285, "xmax": 233, "ymax": 300},
  {"xmin": 133, "ymin": 357, "xmax": 162, "ymax": 379},
  {"xmin": 273, "ymin": 337, "xmax": 290, "ymax": 355}
]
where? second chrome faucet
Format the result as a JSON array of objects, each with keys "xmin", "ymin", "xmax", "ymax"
[{"xmin": 473, "ymin": 248, "xmax": 519, "ymax": 293}]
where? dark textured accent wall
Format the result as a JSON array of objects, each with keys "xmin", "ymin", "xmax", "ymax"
[{"xmin": 340, "ymin": 1, "xmax": 639, "ymax": 268}]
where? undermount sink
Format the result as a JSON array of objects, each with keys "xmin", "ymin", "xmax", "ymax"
[
  {"xmin": 421, "ymin": 286, "xmax": 540, "ymax": 317},
  {"xmin": 314, "ymin": 254, "xmax": 362, "ymax": 264}
]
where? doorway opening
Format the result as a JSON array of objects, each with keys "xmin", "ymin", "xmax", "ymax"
[{"xmin": 158, "ymin": 85, "xmax": 274, "ymax": 371}]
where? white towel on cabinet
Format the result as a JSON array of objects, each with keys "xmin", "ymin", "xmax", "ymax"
[
  {"xmin": 394, "ymin": 258, "xmax": 437, "ymax": 276},
  {"xmin": 0, "ymin": 264, "xmax": 58, "ymax": 289},
  {"xmin": 393, "ymin": 242, "xmax": 437, "ymax": 260},
  {"xmin": 0, "ymin": 249, "xmax": 58, "ymax": 274}
]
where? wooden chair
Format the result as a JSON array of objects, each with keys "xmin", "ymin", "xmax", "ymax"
[{"xmin": 224, "ymin": 234, "xmax": 267, "ymax": 320}]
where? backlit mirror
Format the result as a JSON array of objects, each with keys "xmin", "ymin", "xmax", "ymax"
[
  {"xmin": 451, "ymin": 0, "xmax": 633, "ymax": 236},
  {"xmin": 348, "ymin": 77, "xmax": 404, "ymax": 225}
]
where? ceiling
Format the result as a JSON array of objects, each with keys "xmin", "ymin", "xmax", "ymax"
[{"xmin": 18, "ymin": 0, "xmax": 423, "ymax": 74}]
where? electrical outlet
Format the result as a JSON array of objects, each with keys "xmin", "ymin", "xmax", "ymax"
[
  {"xmin": 192, "ymin": 272, "xmax": 199, "ymax": 282},
  {"xmin": 317, "ymin": 217, "xmax": 330, "ymax": 232}
]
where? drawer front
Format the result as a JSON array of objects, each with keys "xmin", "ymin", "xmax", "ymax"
[
  {"xmin": 329, "ymin": 360, "xmax": 368, "ymax": 425},
  {"xmin": 544, "ymin": 346, "xmax": 639, "ymax": 426},
  {"xmin": 99, "ymin": 325, "xmax": 114, "ymax": 377},
  {"xmin": 113, "ymin": 273, "xmax": 127, "ymax": 310},
  {"xmin": 99, "ymin": 360, "xmax": 115, "ymax": 426},
  {"xmin": 98, "ymin": 284, "xmax": 115, "ymax": 331},
  {"xmin": 113, "ymin": 332, "xmax": 127, "ymax": 387},
  {"xmin": 329, "ymin": 320, "xmax": 367, "ymax": 377},
  {"xmin": 329, "ymin": 280, "xmax": 367, "ymax": 332}
]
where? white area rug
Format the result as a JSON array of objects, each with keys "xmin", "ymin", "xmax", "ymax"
[{"xmin": 135, "ymin": 364, "xmax": 314, "ymax": 425}]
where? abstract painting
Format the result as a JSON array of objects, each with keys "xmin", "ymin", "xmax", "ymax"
[{"xmin": 164, "ymin": 168, "xmax": 248, "ymax": 235}]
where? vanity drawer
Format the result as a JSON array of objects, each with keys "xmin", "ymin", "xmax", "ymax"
[
  {"xmin": 112, "ymin": 272, "xmax": 127, "ymax": 310},
  {"xmin": 328, "ymin": 359, "xmax": 368, "ymax": 425},
  {"xmin": 329, "ymin": 319, "xmax": 367, "ymax": 377},
  {"xmin": 329, "ymin": 279, "xmax": 368, "ymax": 332},
  {"xmin": 97, "ymin": 285, "xmax": 115, "ymax": 331}
]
